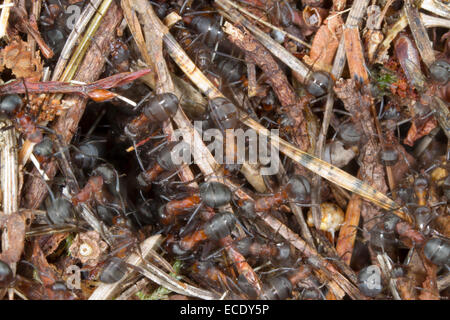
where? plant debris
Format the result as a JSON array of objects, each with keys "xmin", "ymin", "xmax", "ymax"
[{"xmin": 0, "ymin": 0, "xmax": 448, "ymax": 301}]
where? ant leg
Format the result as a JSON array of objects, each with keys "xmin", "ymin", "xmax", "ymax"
[{"xmin": 179, "ymin": 202, "xmax": 204, "ymax": 237}]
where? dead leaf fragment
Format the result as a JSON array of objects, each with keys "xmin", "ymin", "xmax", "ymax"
[{"xmin": 0, "ymin": 39, "xmax": 43, "ymax": 80}]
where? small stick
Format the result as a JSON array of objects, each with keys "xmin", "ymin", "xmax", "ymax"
[
  {"xmin": 27, "ymin": 0, "xmax": 42, "ymax": 56},
  {"xmin": 52, "ymin": 0, "xmax": 104, "ymax": 81},
  {"xmin": 437, "ymin": 272, "xmax": 450, "ymax": 292},
  {"xmin": 116, "ymin": 278, "xmax": 150, "ymax": 300},
  {"xmin": 246, "ymin": 62, "xmax": 257, "ymax": 98},
  {"xmin": 0, "ymin": 0, "xmax": 13, "ymax": 39},
  {"xmin": 12, "ymin": 5, "xmax": 53, "ymax": 59},
  {"xmin": 0, "ymin": 119, "xmax": 20, "ymax": 300},
  {"xmin": 0, "ymin": 69, "xmax": 152, "ymax": 97},
  {"xmin": 136, "ymin": 260, "xmax": 218, "ymax": 300},
  {"xmin": 59, "ymin": 0, "xmax": 114, "ymax": 82},
  {"xmin": 335, "ymin": 194, "xmax": 362, "ymax": 265},
  {"xmin": 421, "ymin": 0, "xmax": 450, "ymax": 19},
  {"xmin": 404, "ymin": 0, "xmax": 435, "ymax": 68},
  {"xmin": 343, "ymin": 17, "xmax": 369, "ymax": 82}
]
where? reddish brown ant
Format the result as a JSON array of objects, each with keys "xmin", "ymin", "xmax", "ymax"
[
  {"xmin": 253, "ymin": 175, "xmax": 311, "ymax": 212},
  {"xmin": 167, "ymin": 211, "xmax": 237, "ymax": 255}
]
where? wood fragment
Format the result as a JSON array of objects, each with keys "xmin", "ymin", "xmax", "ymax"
[
  {"xmin": 0, "ymin": 0, "xmax": 13, "ymax": 39},
  {"xmin": 404, "ymin": 0, "xmax": 435, "ymax": 68},
  {"xmin": 0, "ymin": 118, "xmax": 21, "ymax": 300}
]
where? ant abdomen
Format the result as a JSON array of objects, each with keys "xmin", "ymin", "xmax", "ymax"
[
  {"xmin": 190, "ymin": 15, "xmax": 224, "ymax": 48},
  {"xmin": 208, "ymin": 97, "xmax": 239, "ymax": 131},
  {"xmin": 73, "ymin": 140, "xmax": 106, "ymax": 170},
  {"xmin": 0, "ymin": 94, "xmax": 23, "ymax": 114},
  {"xmin": 199, "ymin": 181, "xmax": 232, "ymax": 209},
  {"xmin": 338, "ymin": 122, "xmax": 362, "ymax": 147},
  {"xmin": 217, "ymin": 58, "xmax": 245, "ymax": 84},
  {"xmin": 47, "ymin": 197, "xmax": 75, "ymax": 225},
  {"xmin": 305, "ymin": 71, "xmax": 332, "ymax": 97},
  {"xmin": 379, "ymin": 147, "xmax": 399, "ymax": 166},
  {"xmin": 99, "ymin": 257, "xmax": 128, "ymax": 284},
  {"xmin": 235, "ymin": 237, "xmax": 291, "ymax": 262},
  {"xmin": 33, "ymin": 136, "xmax": 54, "ymax": 158},
  {"xmin": 96, "ymin": 205, "xmax": 117, "ymax": 227},
  {"xmin": 357, "ymin": 265, "xmax": 384, "ymax": 297},
  {"xmin": 430, "ymin": 59, "xmax": 450, "ymax": 84},
  {"xmin": 0, "ymin": 260, "xmax": 14, "ymax": 288},
  {"xmin": 143, "ymin": 93, "xmax": 179, "ymax": 122},
  {"xmin": 423, "ymin": 238, "xmax": 450, "ymax": 266},
  {"xmin": 261, "ymin": 276, "xmax": 293, "ymax": 300},
  {"xmin": 285, "ymin": 175, "xmax": 311, "ymax": 203},
  {"xmin": 203, "ymin": 211, "xmax": 236, "ymax": 241}
]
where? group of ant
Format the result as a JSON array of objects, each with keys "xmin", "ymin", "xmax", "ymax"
[{"xmin": 0, "ymin": 0, "xmax": 449, "ymax": 300}]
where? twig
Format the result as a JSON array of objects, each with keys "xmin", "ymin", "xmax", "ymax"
[
  {"xmin": 0, "ymin": 0, "xmax": 13, "ymax": 39},
  {"xmin": 0, "ymin": 119, "xmax": 21, "ymax": 300},
  {"xmin": 11, "ymin": 5, "xmax": 53, "ymax": 59},
  {"xmin": 116, "ymin": 278, "xmax": 150, "ymax": 300},
  {"xmin": 404, "ymin": 0, "xmax": 435, "ymax": 68},
  {"xmin": 59, "ymin": 0, "xmax": 114, "ymax": 82},
  {"xmin": 437, "ymin": 272, "xmax": 450, "ymax": 292},
  {"xmin": 52, "ymin": 0, "xmax": 104, "ymax": 81},
  {"xmin": 335, "ymin": 195, "xmax": 362, "ymax": 265},
  {"xmin": 0, "ymin": 70, "xmax": 151, "ymax": 97},
  {"xmin": 421, "ymin": 0, "xmax": 450, "ymax": 19},
  {"xmin": 27, "ymin": 0, "xmax": 42, "ymax": 55},
  {"xmin": 137, "ymin": 260, "xmax": 219, "ymax": 300}
]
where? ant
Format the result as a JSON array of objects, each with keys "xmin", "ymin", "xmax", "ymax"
[
  {"xmin": 0, "ymin": 94, "xmax": 44, "ymax": 143},
  {"xmin": 253, "ymin": 175, "xmax": 311, "ymax": 213},
  {"xmin": 157, "ymin": 180, "xmax": 232, "ymax": 227},
  {"xmin": 167, "ymin": 211, "xmax": 237, "ymax": 255},
  {"xmin": 235, "ymin": 237, "xmax": 292, "ymax": 263},
  {"xmin": 260, "ymin": 264, "xmax": 314, "ymax": 300},
  {"xmin": 137, "ymin": 141, "xmax": 190, "ymax": 188},
  {"xmin": 124, "ymin": 93, "xmax": 179, "ymax": 140}
]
